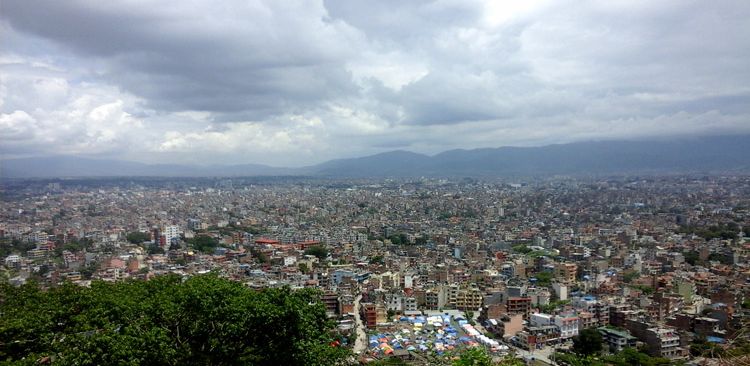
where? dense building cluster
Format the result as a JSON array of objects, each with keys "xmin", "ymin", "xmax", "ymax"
[{"xmin": 2, "ymin": 175, "xmax": 750, "ymax": 364}]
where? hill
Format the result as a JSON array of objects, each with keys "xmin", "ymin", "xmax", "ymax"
[{"xmin": 2, "ymin": 135, "xmax": 749, "ymax": 178}]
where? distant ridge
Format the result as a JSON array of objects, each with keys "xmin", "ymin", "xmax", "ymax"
[
  {"xmin": 2, "ymin": 135, "xmax": 749, "ymax": 178},
  {"xmin": 0, "ymin": 156, "xmax": 294, "ymax": 178}
]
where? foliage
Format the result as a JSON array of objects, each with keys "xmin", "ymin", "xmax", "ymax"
[
  {"xmin": 683, "ymin": 251, "xmax": 699, "ymax": 266},
  {"xmin": 572, "ymin": 328, "xmax": 603, "ymax": 356},
  {"xmin": 603, "ymin": 348, "xmax": 671, "ymax": 366},
  {"xmin": 188, "ymin": 235, "xmax": 219, "ymax": 253},
  {"xmin": 0, "ymin": 238, "xmax": 36, "ymax": 257},
  {"xmin": 630, "ymin": 284, "xmax": 655, "ymax": 295},
  {"xmin": 511, "ymin": 244, "xmax": 532, "ymax": 254},
  {"xmin": 453, "ymin": 347, "xmax": 493, "ymax": 366},
  {"xmin": 708, "ymin": 252, "xmax": 727, "ymax": 263},
  {"xmin": 298, "ymin": 262, "xmax": 310, "ymax": 274},
  {"xmin": 621, "ymin": 270, "xmax": 640, "ymax": 283},
  {"xmin": 556, "ymin": 348, "xmax": 671, "ymax": 366},
  {"xmin": 368, "ymin": 357, "xmax": 409, "ymax": 365},
  {"xmin": 304, "ymin": 245, "xmax": 329, "ymax": 261},
  {"xmin": 147, "ymin": 244, "xmax": 165, "ymax": 255},
  {"xmin": 387, "ymin": 233, "xmax": 409, "ymax": 245},
  {"xmin": 533, "ymin": 271, "xmax": 553, "ymax": 286},
  {"xmin": 125, "ymin": 232, "xmax": 151, "ymax": 244},
  {"xmin": 679, "ymin": 223, "xmax": 739, "ymax": 240},
  {"xmin": 539, "ymin": 299, "xmax": 571, "ymax": 313},
  {"xmin": 452, "ymin": 348, "xmax": 524, "ymax": 366},
  {"xmin": 250, "ymin": 247, "xmax": 269, "ymax": 264},
  {"xmin": 369, "ymin": 255, "xmax": 384, "ymax": 265},
  {"xmin": 0, "ymin": 274, "xmax": 350, "ymax": 365},
  {"xmin": 80, "ymin": 261, "xmax": 99, "ymax": 280},
  {"xmin": 554, "ymin": 352, "xmax": 601, "ymax": 366}
]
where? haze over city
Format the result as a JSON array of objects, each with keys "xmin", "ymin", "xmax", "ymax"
[{"xmin": 2, "ymin": 0, "xmax": 749, "ymax": 167}]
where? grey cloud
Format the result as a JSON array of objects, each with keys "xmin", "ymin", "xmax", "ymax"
[
  {"xmin": 1, "ymin": 0, "xmax": 363, "ymax": 119},
  {"xmin": 1, "ymin": 0, "xmax": 749, "ymax": 165}
]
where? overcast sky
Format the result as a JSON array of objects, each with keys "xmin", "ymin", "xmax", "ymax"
[{"xmin": 1, "ymin": 1, "xmax": 749, "ymax": 166}]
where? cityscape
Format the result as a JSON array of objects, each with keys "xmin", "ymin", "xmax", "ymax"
[
  {"xmin": 2, "ymin": 175, "xmax": 749, "ymax": 364},
  {"xmin": 2, "ymin": 0, "xmax": 750, "ymax": 365}
]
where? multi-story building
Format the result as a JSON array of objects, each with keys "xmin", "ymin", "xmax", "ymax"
[
  {"xmin": 645, "ymin": 327, "xmax": 685, "ymax": 360},
  {"xmin": 598, "ymin": 327, "xmax": 637, "ymax": 353},
  {"xmin": 162, "ymin": 225, "xmax": 180, "ymax": 246},
  {"xmin": 554, "ymin": 314, "xmax": 580, "ymax": 339},
  {"xmin": 452, "ymin": 286, "xmax": 484, "ymax": 311},
  {"xmin": 506, "ymin": 297, "xmax": 532, "ymax": 317},
  {"xmin": 555, "ymin": 263, "xmax": 578, "ymax": 283},
  {"xmin": 425, "ymin": 287, "xmax": 447, "ymax": 309}
]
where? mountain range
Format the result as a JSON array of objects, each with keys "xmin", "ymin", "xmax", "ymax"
[{"xmin": 2, "ymin": 135, "xmax": 749, "ymax": 178}]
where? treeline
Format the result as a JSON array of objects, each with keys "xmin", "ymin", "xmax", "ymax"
[{"xmin": 0, "ymin": 275, "xmax": 349, "ymax": 365}]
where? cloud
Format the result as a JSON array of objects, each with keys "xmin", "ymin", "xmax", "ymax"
[{"xmin": 1, "ymin": 0, "xmax": 749, "ymax": 165}]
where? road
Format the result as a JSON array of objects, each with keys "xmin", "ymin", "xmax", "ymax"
[
  {"xmin": 352, "ymin": 293, "xmax": 367, "ymax": 354},
  {"xmin": 508, "ymin": 343, "xmax": 557, "ymax": 365}
]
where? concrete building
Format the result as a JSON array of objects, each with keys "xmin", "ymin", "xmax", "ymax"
[{"xmin": 598, "ymin": 327, "xmax": 637, "ymax": 353}]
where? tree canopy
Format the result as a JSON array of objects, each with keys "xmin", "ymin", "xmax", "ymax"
[
  {"xmin": 572, "ymin": 328, "xmax": 603, "ymax": 356},
  {"xmin": 188, "ymin": 235, "xmax": 220, "ymax": 253},
  {"xmin": 304, "ymin": 245, "xmax": 329, "ymax": 261},
  {"xmin": 452, "ymin": 348, "xmax": 524, "ymax": 366},
  {"xmin": 125, "ymin": 231, "xmax": 151, "ymax": 244},
  {"xmin": 0, "ymin": 274, "xmax": 349, "ymax": 365}
]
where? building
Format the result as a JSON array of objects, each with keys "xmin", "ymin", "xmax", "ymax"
[
  {"xmin": 598, "ymin": 327, "xmax": 637, "ymax": 353},
  {"xmin": 361, "ymin": 303, "xmax": 387, "ymax": 329},
  {"xmin": 452, "ymin": 286, "xmax": 484, "ymax": 311},
  {"xmin": 554, "ymin": 314, "xmax": 579, "ymax": 339},
  {"xmin": 645, "ymin": 327, "xmax": 685, "ymax": 360},
  {"xmin": 163, "ymin": 225, "xmax": 180, "ymax": 244},
  {"xmin": 321, "ymin": 292, "xmax": 340, "ymax": 315},
  {"xmin": 506, "ymin": 297, "xmax": 532, "ymax": 317},
  {"xmin": 485, "ymin": 313, "xmax": 524, "ymax": 339},
  {"xmin": 555, "ymin": 263, "xmax": 578, "ymax": 283}
]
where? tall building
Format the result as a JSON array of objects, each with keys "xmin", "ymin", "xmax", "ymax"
[{"xmin": 163, "ymin": 225, "xmax": 181, "ymax": 246}]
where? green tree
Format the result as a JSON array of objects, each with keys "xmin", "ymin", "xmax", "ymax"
[
  {"xmin": 463, "ymin": 310, "xmax": 475, "ymax": 325},
  {"xmin": 304, "ymin": 245, "xmax": 329, "ymax": 261},
  {"xmin": 147, "ymin": 244, "xmax": 165, "ymax": 255},
  {"xmin": 511, "ymin": 244, "xmax": 532, "ymax": 254},
  {"xmin": 298, "ymin": 262, "xmax": 309, "ymax": 274},
  {"xmin": 621, "ymin": 270, "xmax": 640, "ymax": 283},
  {"xmin": 572, "ymin": 328, "xmax": 603, "ymax": 356},
  {"xmin": 453, "ymin": 347, "xmax": 493, "ymax": 366},
  {"xmin": 126, "ymin": 232, "xmax": 151, "ymax": 244},
  {"xmin": 534, "ymin": 271, "xmax": 553, "ymax": 286},
  {"xmin": 189, "ymin": 235, "xmax": 219, "ymax": 253},
  {"xmin": 250, "ymin": 248, "xmax": 269, "ymax": 264},
  {"xmin": 603, "ymin": 348, "xmax": 672, "ymax": 366},
  {"xmin": 369, "ymin": 357, "xmax": 409, "ymax": 365},
  {"xmin": 0, "ymin": 274, "xmax": 350, "ymax": 365},
  {"xmin": 387, "ymin": 233, "xmax": 409, "ymax": 245},
  {"xmin": 683, "ymin": 251, "xmax": 699, "ymax": 266}
]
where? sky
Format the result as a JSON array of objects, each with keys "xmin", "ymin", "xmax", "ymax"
[{"xmin": 1, "ymin": 0, "xmax": 749, "ymax": 167}]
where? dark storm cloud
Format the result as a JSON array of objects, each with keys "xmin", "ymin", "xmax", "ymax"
[{"xmin": 1, "ymin": 0, "xmax": 361, "ymax": 119}]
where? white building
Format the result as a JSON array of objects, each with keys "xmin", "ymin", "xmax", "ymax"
[
  {"xmin": 554, "ymin": 314, "xmax": 579, "ymax": 339},
  {"xmin": 163, "ymin": 225, "xmax": 181, "ymax": 244}
]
